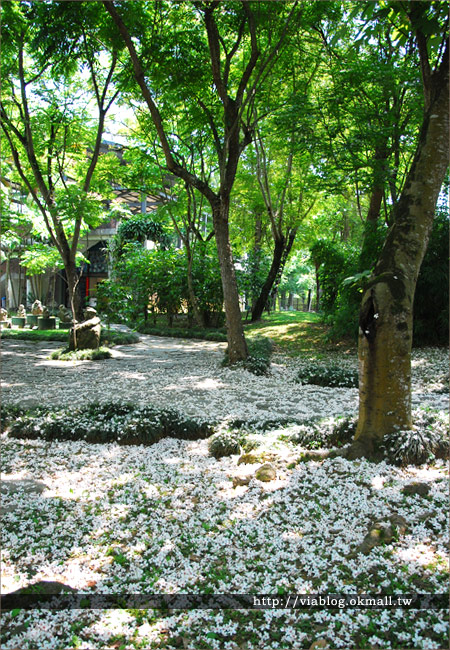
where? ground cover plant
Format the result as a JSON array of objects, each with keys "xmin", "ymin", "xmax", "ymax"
[
  {"xmin": 5, "ymin": 401, "xmax": 212, "ymax": 445},
  {"xmin": 137, "ymin": 322, "xmax": 227, "ymax": 342},
  {"xmin": 295, "ymin": 362, "xmax": 358, "ymax": 388},
  {"xmin": 50, "ymin": 347, "xmax": 113, "ymax": 361}
]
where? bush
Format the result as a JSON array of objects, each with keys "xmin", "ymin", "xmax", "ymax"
[
  {"xmin": 382, "ymin": 410, "xmax": 449, "ymax": 466},
  {"xmin": 100, "ymin": 330, "xmax": 140, "ymax": 346},
  {"xmin": 5, "ymin": 401, "xmax": 213, "ymax": 446},
  {"xmin": 296, "ymin": 362, "xmax": 358, "ymax": 388},
  {"xmin": 223, "ymin": 336, "xmax": 273, "ymax": 375},
  {"xmin": 137, "ymin": 324, "xmax": 227, "ymax": 342},
  {"xmin": 0, "ymin": 404, "xmax": 27, "ymax": 428},
  {"xmin": 290, "ymin": 415, "xmax": 357, "ymax": 449},
  {"xmin": 208, "ymin": 430, "xmax": 241, "ymax": 459},
  {"xmin": 50, "ymin": 347, "xmax": 112, "ymax": 361}
]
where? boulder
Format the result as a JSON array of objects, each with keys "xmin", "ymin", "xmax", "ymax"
[
  {"xmin": 69, "ymin": 307, "xmax": 101, "ymax": 350},
  {"xmin": 232, "ymin": 475, "xmax": 251, "ymax": 487},
  {"xmin": 255, "ymin": 463, "xmax": 277, "ymax": 482},
  {"xmin": 402, "ymin": 482, "xmax": 431, "ymax": 497}
]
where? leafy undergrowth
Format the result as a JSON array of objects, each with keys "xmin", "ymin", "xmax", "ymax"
[
  {"xmin": 4, "ymin": 401, "xmax": 212, "ymax": 445},
  {"xmin": 223, "ymin": 336, "xmax": 273, "ymax": 375},
  {"xmin": 296, "ymin": 362, "xmax": 358, "ymax": 388},
  {"xmin": 137, "ymin": 322, "xmax": 227, "ymax": 342},
  {"xmin": 50, "ymin": 346, "xmax": 112, "ymax": 361}
]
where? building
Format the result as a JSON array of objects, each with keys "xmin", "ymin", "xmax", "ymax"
[{"xmin": 1, "ymin": 140, "xmax": 168, "ymax": 311}]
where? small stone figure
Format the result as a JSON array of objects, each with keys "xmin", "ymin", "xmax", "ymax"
[
  {"xmin": 69, "ymin": 307, "xmax": 101, "ymax": 350},
  {"xmin": 41, "ymin": 306, "xmax": 50, "ymax": 319},
  {"xmin": 31, "ymin": 300, "xmax": 43, "ymax": 316},
  {"xmin": 17, "ymin": 304, "xmax": 26, "ymax": 318},
  {"xmin": 58, "ymin": 304, "xmax": 72, "ymax": 323},
  {"xmin": 0, "ymin": 307, "xmax": 8, "ymax": 321}
]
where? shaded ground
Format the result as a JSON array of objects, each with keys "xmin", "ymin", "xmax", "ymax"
[{"xmin": 1, "ymin": 335, "xmax": 448, "ymax": 649}]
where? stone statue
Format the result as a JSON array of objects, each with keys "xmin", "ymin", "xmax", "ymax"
[
  {"xmin": 58, "ymin": 304, "xmax": 72, "ymax": 323},
  {"xmin": 69, "ymin": 307, "xmax": 101, "ymax": 350},
  {"xmin": 0, "ymin": 307, "xmax": 8, "ymax": 321},
  {"xmin": 41, "ymin": 306, "xmax": 50, "ymax": 319},
  {"xmin": 31, "ymin": 300, "xmax": 43, "ymax": 316},
  {"xmin": 17, "ymin": 304, "xmax": 26, "ymax": 318}
]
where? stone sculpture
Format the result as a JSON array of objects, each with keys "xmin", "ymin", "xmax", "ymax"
[
  {"xmin": 31, "ymin": 300, "xmax": 43, "ymax": 316},
  {"xmin": 0, "ymin": 307, "xmax": 8, "ymax": 321},
  {"xmin": 41, "ymin": 306, "xmax": 50, "ymax": 319},
  {"xmin": 17, "ymin": 304, "xmax": 26, "ymax": 318},
  {"xmin": 69, "ymin": 307, "xmax": 101, "ymax": 350},
  {"xmin": 58, "ymin": 305, "xmax": 72, "ymax": 323}
]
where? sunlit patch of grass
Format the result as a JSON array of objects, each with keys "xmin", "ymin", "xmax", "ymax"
[{"xmin": 244, "ymin": 311, "xmax": 330, "ymax": 355}]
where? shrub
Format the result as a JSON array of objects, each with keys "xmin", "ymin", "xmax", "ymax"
[
  {"xmin": 100, "ymin": 330, "xmax": 140, "ymax": 346},
  {"xmin": 296, "ymin": 362, "xmax": 358, "ymax": 388},
  {"xmin": 136, "ymin": 324, "xmax": 227, "ymax": 342},
  {"xmin": 290, "ymin": 415, "xmax": 357, "ymax": 449},
  {"xmin": 223, "ymin": 336, "xmax": 273, "ymax": 375},
  {"xmin": 0, "ymin": 404, "xmax": 27, "ymax": 428},
  {"xmin": 382, "ymin": 410, "xmax": 449, "ymax": 466},
  {"xmin": 5, "ymin": 401, "xmax": 213, "ymax": 446},
  {"xmin": 208, "ymin": 430, "xmax": 241, "ymax": 459},
  {"xmin": 50, "ymin": 347, "xmax": 112, "ymax": 361}
]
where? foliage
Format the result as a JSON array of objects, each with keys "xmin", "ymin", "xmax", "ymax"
[
  {"xmin": 236, "ymin": 249, "xmax": 272, "ymax": 309},
  {"xmin": 50, "ymin": 347, "xmax": 112, "ymax": 361},
  {"xmin": 99, "ymin": 243, "xmax": 224, "ymax": 327},
  {"xmin": 208, "ymin": 430, "xmax": 241, "ymax": 459},
  {"xmin": 290, "ymin": 415, "xmax": 357, "ymax": 450},
  {"xmin": 296, "ymin": 362, "xmax": 358, "ymax": 388},
  {"xmin": 310, "ymin": 239, "xmax": 359, "ymax": 313},
  {"xmin": 413, "ymin": 209, "xmax": 449, "ymax": 345},
  {"xmin": 136, "ymin": 323, "xmax": 227, "ymax": 342},
  {"xmin": 223, "ymin": 336, "xmax": 273, "ymax": 376},
  {"xmin": 382, "ymin": 410, "xmax": 449, "ymax": 466},
  {"xmin": 116, "ymin": 216, "xmax": 170, "ymax": 248},
  {"xmin": 6, "ymin": 401, "xmax": 212, "ymax": 446}
]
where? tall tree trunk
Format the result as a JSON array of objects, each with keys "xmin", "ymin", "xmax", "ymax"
[
  {"xmin": 66, "ymin": 266, "xmax": 83, "ymax": 322},
  {"xmin": 213, "ymin": 200, "xmax": 248, "ymax": 363},
  {"xmin": 349, "ymin": 63, "xmax": 449, "ymax": 459},
  {"xmin": 268, "ymin": 228, "xmax": 297, "ymax": 311},
  {"xmin": 186, "ymin": 247, "xmax": 205, "ymax": 328},
  {"xmin": 251, "ymin": 236, "xmax": 285, "ymax": 322},
  {"xmin": 359, "ymin": 186, "xmax": 384, "ymax": 272},
  {"xmin": 314, "ymin": 261, "xmax": 320, "ymax": 311}
]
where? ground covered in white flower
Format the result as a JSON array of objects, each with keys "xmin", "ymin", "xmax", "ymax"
[{"xmin": 1, "ymin": 337, "xmax": 448, "ymax": 649}]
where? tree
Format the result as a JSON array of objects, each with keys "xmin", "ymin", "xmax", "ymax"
[
  {"xmin": 0, "ymin": 1, "xmax": 119, "ymax": 320},
  {"xmin": 349, "ymin": 2, "xmax": 449, "ymax": 459},
  {"xmin": 249, "ymin": 126, "xmax": 317, "ymax": 320},
  {"xmin": 102, "ymin": 0, "xmax": 300, "ymax": 362}
]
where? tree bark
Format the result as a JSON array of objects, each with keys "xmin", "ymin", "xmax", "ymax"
[
  {"xmin": 251, "ymin": 235, "xmax": 285, "ymax": 322},
  {"xmin": 350, "ymin": 53, "xmax": 449, "ymax": 459},
  {"xmin": 213, "ymin": 200, "xmax": 248, "ymax": 363}
]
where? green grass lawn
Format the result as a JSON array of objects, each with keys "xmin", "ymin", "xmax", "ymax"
[
  {"xmin": 244, "ymin": 310, "xmax": 340, "ymax": 355},
  {"xmin": 0, "ymin": 327, "xmax": 139, "ymax": 346},
  {"xmin": 1, "ymin": 311, "xmax": 355, "ymax": 355}
]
